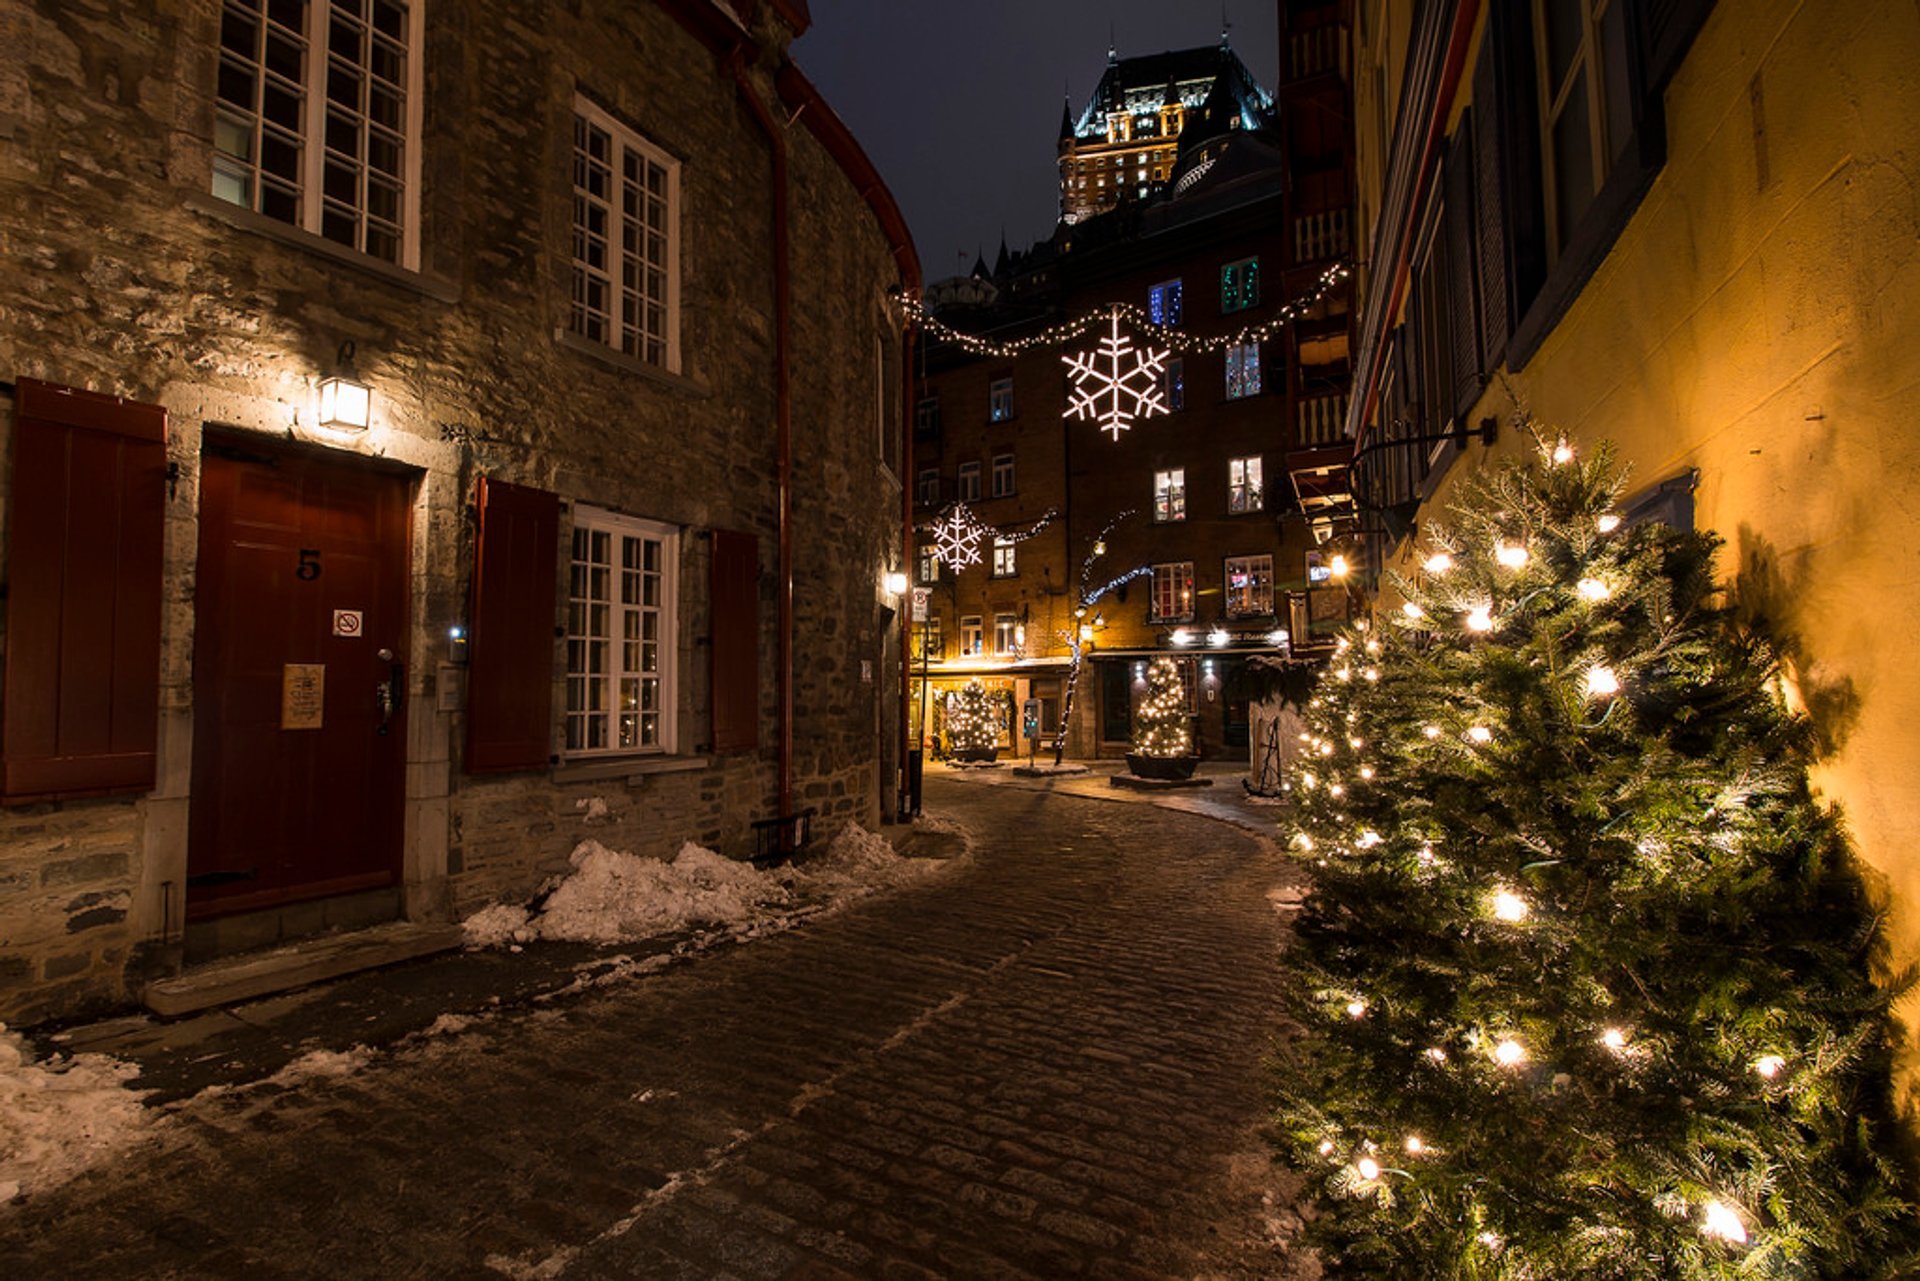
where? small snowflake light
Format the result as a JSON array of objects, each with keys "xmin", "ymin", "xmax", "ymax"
[{"xmin": 1063, "ymin": 310, "xmax": 1170, "ymax": 441}]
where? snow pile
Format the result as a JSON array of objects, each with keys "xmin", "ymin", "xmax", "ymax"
[
  {"xmin": 267, "ymin": 1044, "xmax": 375, "ymax": 1088},
  {"xmin": 794, "ymin": 821, "xmax": 933, "ymax": 898},
  {"xmin": 0, "ymin": 1024, "xmax": 149, "ymax": 1204}
]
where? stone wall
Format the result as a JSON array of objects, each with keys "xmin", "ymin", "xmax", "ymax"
[{"xmin": 0, "ymin": 0, "xmax": 907, "ymax": 1022}]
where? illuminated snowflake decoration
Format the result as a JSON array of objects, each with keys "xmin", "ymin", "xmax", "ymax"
[
  {"xmin": 1063, "ymin": 311, "xmax": 1171, "ymax": 441},
  {"xmin": 928, "ymin": 503, "xmax": 987, "ymax": 569}
]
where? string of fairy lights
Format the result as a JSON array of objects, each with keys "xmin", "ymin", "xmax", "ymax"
[
  {"xmin": 897, "ymin": 262, "xmax": 1352, "ymax": 358},
  {"xmin": 1132, "ymin": 654, "xmax": 1193, "ymax": 758},
  {"xmin": 921, "ymin": 502, "xmax": 1057, "ymax": 571}
]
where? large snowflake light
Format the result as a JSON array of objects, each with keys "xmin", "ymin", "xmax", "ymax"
[
  {"xmin": 928, "ymin": 504, "xmax": 987, "ymax": 569},
  {"xmin": 1063, "ymin": 311, "xmax": 1171, "ymax": 441}
]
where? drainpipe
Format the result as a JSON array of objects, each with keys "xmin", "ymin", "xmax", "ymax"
[
  {"xmin": 724, "ymin": 45, "xmax": 796, "ymax": 828},
  {"xmin": 899, "ymin": 324, "xmax": 917, "ymax": 814}
]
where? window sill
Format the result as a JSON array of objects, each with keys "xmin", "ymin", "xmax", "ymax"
[
  {"xmin": 185, "ymin": 192, "xmax": 461, "ymax": 303},
  {"xmin": 552, "ymin": 753, "xmax": 711, "ymax": 785},
  {"xmin": 554, "ymin": 330, "xmax": 711, "ymax": 398}
]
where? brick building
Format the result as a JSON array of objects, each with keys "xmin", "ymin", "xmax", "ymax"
[
  {"xmin": 912, "ymin": 17, "xmax": 1358, "ymax": 763},
  {"xmin": 0, "ymin": 0, "xmax": 917, "ymax": 1024}
]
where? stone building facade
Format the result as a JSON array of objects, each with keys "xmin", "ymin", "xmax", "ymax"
[{"xmin": 0, "ymin": 0, "xmax": 916, "ymax": 1024}]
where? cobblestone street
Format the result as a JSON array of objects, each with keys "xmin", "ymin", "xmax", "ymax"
[{"xmin": 0, "ymin": 775, "xmax": 1313, "ymax": 1280}]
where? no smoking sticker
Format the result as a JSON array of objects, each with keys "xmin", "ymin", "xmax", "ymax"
[{"xmin": 332, "ymin": 609, "xmax": 363, "ymax": 638}]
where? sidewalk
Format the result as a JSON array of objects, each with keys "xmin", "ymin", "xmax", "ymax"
[{"xmin": 923, "ymin": 754, "xmax": 1290, "ymax": 836}]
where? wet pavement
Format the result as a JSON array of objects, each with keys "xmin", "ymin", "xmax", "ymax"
[{"xmin": 0, "ymin": 770, "xmax": 1316, "ymax": 1280}]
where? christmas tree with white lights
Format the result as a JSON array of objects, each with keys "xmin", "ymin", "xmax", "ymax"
[
  {"xmin": 1274, "ymin": 430, "xmax": 1919, "ymax": 1277},
  {"xmin": 946, "ymin": 678, "xmax": 999, "ymax": 760},
  {"xmin": 1132, "ymin": 655, "xmax": 1193, "ymax": 758}
]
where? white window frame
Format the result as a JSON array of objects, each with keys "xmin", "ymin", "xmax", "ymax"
[
  {"xmin": 1150, "ymin": 562, "xmax": 1195, "ymax": 622},
  {"xmin": 569, "ymin": 96, "xmax": 682, "ymax": 371},
  {"xmin": 1225, "ymin": 342, "xmax": 1262, "ymax": 399},
  {"xmin": 991, "ymin": 538, "xmax": 1016, "ymax": 579},
  {"xmin": 993, "ymin": 614, "xmax": 1019, "ymax": 656},
  {"xmin": 1224, "ymin": 554, "xmax": 1275, "ymax": 618},
  {"xmin": 1153, "ymin": 468, "xmax": 1186, "ymax": 523},
  {"xmin": 988, "ymin": 377, "xmax": 1014, "ymax": 423},
  {"xmin": 212, "ymin": 0, "xmax": 426, "ymax": 268},
  {"xmin": 565, "ymin": 505, "xmax": 680, "ymax": 758},
  {"xmin": 957, "ymin": 461, "xmax": 982, "ymax": 502},
  {"xmin": 960, "ymin": 615, "xmax": 984, "ymax": 657},
  {"xmin": 1532, "ymin": 0, "xmax": 1634, "ymax": 262},
  {"xmin": 990, "ymin": 452, "xmax": 1016, "ymax": 498},
  {"xmin": 1228, "ymin": 456, "xmax": 1264, "ymax": 513},
  {"xmin": 916, "ymin": 467, "xmax": 940, "ymax": 507},
  {"xmin": 916, "ymin": 545, "xmax": 940, "ymax": 584}
]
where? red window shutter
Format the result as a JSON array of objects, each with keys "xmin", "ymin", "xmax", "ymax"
[
  {"xmin": 465, "ymin": 477, "xmax": 559, "ymax": 774},
  {"xmin": 709, "ymin": 529, "xmax": 759, "ymax": 753},
  {"xmin": 3, "ymin": 380, "xmax": 168, "ymax": 803}
]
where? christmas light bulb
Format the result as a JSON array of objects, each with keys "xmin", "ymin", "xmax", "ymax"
[
  {"xmin": 1299, "ymin": 732, "xmax": 1312, "ymax": 743},
  {"xmin": 1423, "ymin": 725, "xmax": 1442, "ymax": 739},
  {"xmin": 1700, "ymin": 1200, "xmax": 1748, "ymax": 1245},
  {"xmin": 1318, "ymin": 742, "xmax": 1334, "ymax": 756},
  {"xmin": 1365, "ymin": 639, "xmax": 1381, "ymax": 655},
  {"xmin": 1424, "ymin": 551, "xmax": 1454, "ymax": 574},
  {"xmin": 1426, "ymin": 1047, "xmax": 1448, "ymax": 1064},
  {"xmin": 1335, "ymin": 667, "xmax": 1353, "ymax": 682},
  {"xmin": 1357, "ymin": 830, "xmax": 1382, "ymax": 848},
  {"xmin": 1401, "ymin": 601, "xmax": 1426, "ymax": 620},
  {"xmin": 1301, "ymin": 773, "xmax": 1317, "ymax": 789},
  {"xmin": 1346, "ymin": 999, "xmax": 1367, "ymax": 1019},
  {"xmin": 1328, "ymin": 783, "xmax": 1345, "ymax": 797},
  {"xmin": 1753, "ymin": 1054, "xmax": 1786, "ymax": 1079},
  {"xmin": 1577, "ymin": 577, "xmax": 1611, "ymax": 601},
  {"xmin": 1404, "ymin": 1136, "xmax": 1424, "ymax": 1154},
  {"xmin": 1491, "ymin": 889, "xmax": 1529, "ymax": 922},
  {"xmin": 1417, "ymin": 846, "xmax": 1435, "ymax": 864},
  {"xmin": 1585, "ymin": 666, "xmax": 1621, "ymax": 698},
  {"xmin": 1494, "ymin": 541, "xmax": 1529, "ymax": 568},
  {"xmin": 1349, "ymin": 737, "xmax": 1364, "ymax": 749},
  {"xmin": 1363, "ymin": 667, "xmax": 1380, "ymax": 682},
  {"xmin": 1495, "ymin": 1039, "xmax": 1527, "ymax": 1066},
  {"xmin": 1355, "ymin": 1156, "xmax": 1380, "ymax": 1180},
  {"xmin": 1359, "ymin": 766, "xmax": 1375, "ymax": 780},
  {"xmin": 1597, "ymin": 512, "xmax": 1623, "ymax": 533},
  {"xmin": 1318, "ymin": 1140, "xmax": 1335, "ymax": 1155},
  {"xmin": 1467, "ymin": 725, "xmax": 1492, "ymax": 744},
  {"xmin": 1293, "ymin": 833, "xmax": 1314, "ymax": 851},
  {"xmin": 1477, "ymin": 1232, "xmax": 1503, "ymax": 1250},
  {"xmin": 1552, "ymin": 441, "xmax": 1575, "ymax": 464},
  {"xmin": 1465, "ymin": 606, "xmax": 1494, "ymax": 633},
  {"xmin": 1602, "ymin": 1028, "xmax": 1628, "ymax": 1050}
]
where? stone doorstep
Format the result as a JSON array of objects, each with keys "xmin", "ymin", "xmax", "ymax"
[
  {"xmin": 142, "ymin": 921, "xmax": 466, "ymax": 1018},
  {"xmin": 1107, "ymin": 773, "xmax": 1217, "ymax": 791}
]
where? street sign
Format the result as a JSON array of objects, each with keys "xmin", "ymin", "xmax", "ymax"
[{"xmin": 911, "ymin": 588, "xmax": 930, "ymax": 622}]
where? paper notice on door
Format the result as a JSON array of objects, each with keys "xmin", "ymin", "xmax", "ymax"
[{"xmin": 282, "ymin": 663, "xmax": 325, "ymax": 730}]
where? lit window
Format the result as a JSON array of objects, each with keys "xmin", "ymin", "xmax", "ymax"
[
  {"xmin": 991, "ymin": 538, "xmax": 1017, "ymax": 578},
  {"xmin": 989, "ymin": 377, "xmax": 1014, "ymax": 422},
  {"xmin": 1154, "ymin": 468, "xmax": 1186, "ymax": 522},
  {"xmin": 1150, "ymin": 562, "xmax": 1195, "ymax": 622},
  {"xmin": 1228, "ymin": 456, "xmax": 1263, "ymax": 513},
  {"xmin": 1221, "ymin": 257, "xmax": 1260, "ymax": 313},
  {"xmin": 569, "ymin": 99, "xmax": 680, "ymax": 369},
  {"xmin": 991, "ymin": 453, "xmax": 1016, "ymax": 498},
  {"xmin": 1164, "ymin": 356, "xmax": 1185, "ymax": 411},
  {"xmin": 566, "ymin": 506, "xmax": 679, "ymax": 756},
  {"xmin": 212, "ymin": 0, "xmax": 421, "ymax": 265},
  {"xmin": 1148, "ymin": 279, "xmax": 1183, "ymax": 326},
  {"xmin": 916, "ymin": 546, "xmax": 940, "ymax": 584},
  {"xmin": 994, "ymin": 614, "xmax": 1019, "ymax": 655},
  {"xmin": 957, "ymin": 461, "xmax": 982, "ymax": 502},
  {"xmin": 1226, "ymin": 342, "xmax": 1262, "ymax": 399},
  {"xmin": 1534, "ymin": 0, "xmax": 1636, "ymax": 260},
  {"xmin": 915, "ymin": 468, "xmax": 940, "ymax": 508},
  {"xmin": 1225, "ymin": 555, "xmax": 1274, "ymax": 617},
  {"xmin": 960, "ymin": 615, "xmax": 984, "ymax": 657}
]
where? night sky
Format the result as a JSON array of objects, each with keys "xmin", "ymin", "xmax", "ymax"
[{"xmin": 792, "ymin": 1, "xmax": 1280, "ymax": 284}]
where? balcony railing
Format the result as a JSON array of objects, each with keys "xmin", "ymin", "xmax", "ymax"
[
  {"xmin": 1294, "ymin": 208, "xmax": 1352, "ymax": 263},
  {"xmin": 1297, "ymin": 392, "xmax": 1351, "ymax": 450},
  {"xmin": 1287, "ymin": 23, "xmax": 1350, "ymax": 83}
]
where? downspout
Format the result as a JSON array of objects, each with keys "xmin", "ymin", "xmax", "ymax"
[
  {"xmin": 899, "ymin": 323, "xmax": 917, "ymax": 815},
  {"xmin": 724, "ymin": 44, "xmax": 797, "ymax": 829}
]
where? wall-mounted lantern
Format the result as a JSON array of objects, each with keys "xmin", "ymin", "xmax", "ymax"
[{"xmin": 318, "ymin": 340, "xmax": 371, "ymax": 431}]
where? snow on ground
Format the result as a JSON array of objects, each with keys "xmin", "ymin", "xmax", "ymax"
[
  {"xmin": 0, "ymin": 1024, "xmax": 150, "ymax": 1205},
  {"xmin": 266, "ymin": 1044, "xmax": 376, "ymax": 1088}
]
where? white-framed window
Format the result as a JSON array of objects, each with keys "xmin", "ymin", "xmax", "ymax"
[
  {"xmin": 991, "ymin": 453, "xmax": 1016, "ymax": 498},
  {"xmin": 960, "ymin": 615, "xmax": 984, "ymax": 657},
  {"xmin": 1533, "ymin": 0, "xmax": 1634, "ymax": 260},
  {"xmin": 915, "ymin": 395, "xmax": 941, "ymax": 435},
  {"xmin": 993, "ymin": 614, "xmax": 1019, "ymax": 656},
  {"xmin": 1221, "ymin": 256, "xmax": 1260, "ymax": 312},
  {"xmin": 989, "ymin": 377, "xmax": 1014, "ymax": 423},
  {"xmin": 958, "ymin": 461, "xmax": 982, "ymax": 502},
  {"xmin": 916, "ymin": 468, "xmax": 940, "ymax": 507},
  {"xmin": 566, "ymin": 506, "xmax": 679, "ymax": 756},
  {"xmin": 1225, "ymin": 342, "xmax": 1262, "ymax": 399},
  {"xmin": 1164, "ymin": 356, "xmax": 1185, "ymax": 411},
  {"xmin": 1225, "ymin": 554, "xmax": 1275, "ymax": 618},
  {"xmin": 1228, "ymin": 456, "xmax": 1264, "ymax": 513},
  {"xmin": 1148, "ymin": 278, "xmax": 1183, "ymax": 326},
  {"xmin": 991, "ymin": 538, "xmax": 1017, "ymax": 578},
  {"xmin": 569, "ymin": 97, "xmax": 681, "ymax": 370},
  {"xmin": 916, "ymin": 545, "xmax": 940, "ymax": 584},
  {"xmin": 213, "ymin": 0, "xmax": 423, "ymax": 265},
  {"xmin": 1150, "ymin": 562, "xmax": 1194, "ymax": 622},
  {"xmin": 1153, "ymin": 468, "xmax": 1186, "ymax": 523}
]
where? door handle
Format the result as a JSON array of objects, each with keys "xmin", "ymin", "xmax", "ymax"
[{"xmin": 375, "ymin": 648, "xmax": 404, "ymax": 735}]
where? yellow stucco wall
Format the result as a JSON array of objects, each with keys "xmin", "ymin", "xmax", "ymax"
[{"xmin": 1412, "ymin": 0, "xmax": 1920, "ymax": 1084}]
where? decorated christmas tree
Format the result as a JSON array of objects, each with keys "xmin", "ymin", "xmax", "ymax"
[
  {"xmin": 946, "ymin": 678, "xmax": 999, "ymax": 760},
  {"xmin": 1274, "ymin": 431, "xmax": 1919, "ymax": 1276},
  {"xmin": 1132, "ymin": 655, "xmax": 1193, "ymax": 758}
]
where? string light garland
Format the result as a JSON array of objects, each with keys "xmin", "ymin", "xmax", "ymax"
[{"xmin": 921, "ymin": 501, "xmax": 1057, "ymax": 571}]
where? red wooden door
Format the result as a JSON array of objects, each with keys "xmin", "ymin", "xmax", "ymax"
[{"xmin": 188, "ymin": 436, "xmax": 413, "ymax": 919}]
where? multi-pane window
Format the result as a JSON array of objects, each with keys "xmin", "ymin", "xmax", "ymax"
[
  {"xmin": 1228, "ymin": 456, "xmax": 1264, "ymax": 513},
  {"xmin": 989, "ymin": 377, "xmax": 1014, "ymax": 422},
  {"xmin": 1533, "ymin": 0, "xmax": 1635, "ymax": 259},
  {"xmin": 1225, "ymin": 554, "xmax": 1275, "ymax": 618},
  {"xmin": 960, "ymin": 615, "xmax": 984, "ymax": 657},
  {"xmin": 915, "ymin": 396, "xmax": 942, "ymax": 436},
  {"xmin": 1225, "ymin": 342, "xmax": 1262, "ymax": 399},
  {"xmin": 1153, "ymin": 468, "xmax": 1186, "ymax": 523},
  {"xmin": 916, "ymin": 468, "xmax": 940, "ymax": 507},
  {"xmin": 566, "ymin": 507, "xmax": 679, "ymax": 755},
  {"xmin": 991, "ymin": 453, "xmax": 1016, "ymax": 498},
  {"xmin": 1149, "ymin": 562, "xmax": 1195, "ymax": 622},
  {"xmin": 916, "ymin": 546, "xmax": 940, "ymax": 584},
  {"xmin": 1164, "ymin": 357, "xmax": 1186, "ymax": 411},
  {"xmin": 1221, "ymin": 256, "xmax": 1260, "ymax": 312},
  {"xmin": 993, "ymin": 614, "xmax": 1019, "ymax": 656},
  {"xmin": 1148, "ymin": 278, "xmax": 1184, "ymax": 326},
  {"xmin": 213, "ymin": 0, "xmax": 417, "ymax": 264},
  {"xmin": 570, "ymin": 98, "xmax": 679, "ymax": 370},
  {"xmin": 991, "ymin": 538, "xmax": 1017, "ymax": 578},
  {"xmin": 958, "ymin": 461, "xmax": 982, "ymax": 502}
]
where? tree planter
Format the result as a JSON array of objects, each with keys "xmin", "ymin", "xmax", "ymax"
[
  {"xmin": 1126, "ymin": 752, "xmax": 1197, "ymax": 780},
  {"xmin": 951, "ymin": 746, "xmax": 1000, "ymax": 764}
]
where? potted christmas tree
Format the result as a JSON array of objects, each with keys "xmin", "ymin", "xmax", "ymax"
[
  {"xmin": 945, "ymin": 678, "xmax": 1000, "ymax": 763},
  {"xmin": 1127, "ymin": 655, "xmax": 1198, "ymax": 779}
]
